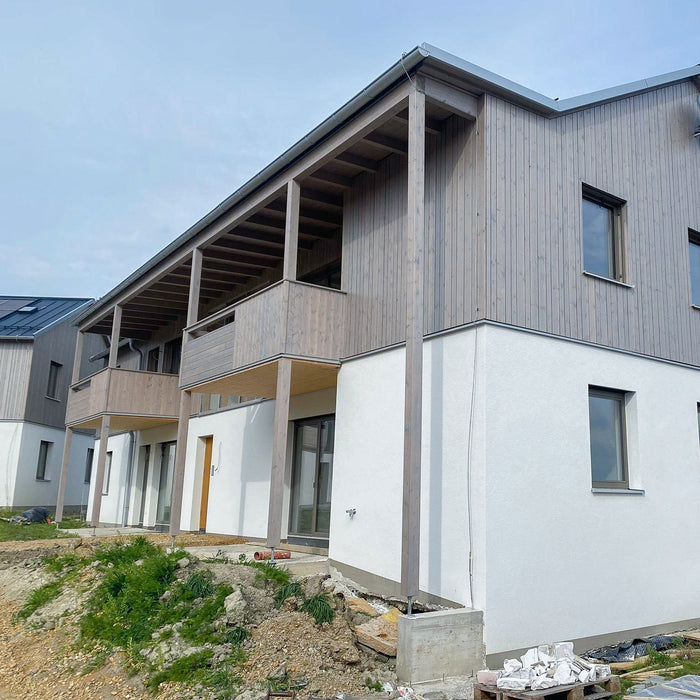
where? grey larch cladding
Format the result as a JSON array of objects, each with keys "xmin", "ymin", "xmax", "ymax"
[
  {"xmin": 0, "ymin": 342, "xmax": 33, "ymax": 419},
  {"xmin": 484, "ymin": 81, "xmax": 700, "ymax": 365}
]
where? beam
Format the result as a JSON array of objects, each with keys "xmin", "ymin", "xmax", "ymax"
[
  {"xmin": 363, "ymin": 132, "xmax": 408, "ymax": 154},
  {"xmin": 283, "ymin": 180, "xmax": 300, "ymax": 280},
  {"xmin": 401, "ymin": 81, "xmax": 425, "ymax": 603},
  {"xmin": 168, "ymin": 390, "xmax": 192, "ymax": 536},
  {"xmin": 299, "ymin": 189, "xmax": 344, "ymax": 209},
  {"xmin": 188, "ymin": 248, "xmax": 202, "ymax": 327},
  {"xmin": 307, "ymin": 171, "xmax": 355, "ymax": 189},
  {"xmin": 266, "ymin": 358, "xmax": 292, "ymax": 549},
  {"xmin": 335, "ymin": 152, "xmax": 379, "ymax": 173},
  {"xmin": 108, "ymin": 305, "xmax": 122, "ymax": 368},
  {"xmin": 423, "ymin": 76, "xmax": 478, "ymax": 121},
  {"xmin": 265, "ymin": 199, "xmax": 342, "ymax": 226},
  {"xmin": 54, "ymin": 427, "xmax": 74, "ymax": 523},
  {"xmin": 393, "ymin": 111, "xmax": 442, "ymax": 135},
  {"xmin": 204, "ymin": 239, "xmax": 284, "ymax": 259},
  {"xmin": 71, "ymin": 331, "xmax": 84, "ymax": 383},
  {"xmin": 90, "ymin": 415, "xmax": 111, "ymax": 527}
]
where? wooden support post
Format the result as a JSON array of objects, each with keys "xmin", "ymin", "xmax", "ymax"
[
  {"xmin": 168, "ymin": 390, "xmax": 191, "ymax": 536},
  {"xmin": 283, "ymin": 180, "xmax": 301, "ymax": 281},
  {"xmin": 90, "ymin": 415, "xmax": 111, "ymax": 527},
  {"xmin": 188, "ymin": 248, "xmax": 203, "ymax": 327},
  {"xmin": 401, "ymin": 80, "xmax": 425, "ymax": 600},
  {"xmin": 54, "ymin": 427, "xmax": 74, "ymax": 523},
  {"xmin": 266, "ymin": 358, "xmax": 292, "ymax": 549},
  {"xmin": 71, "ymin": 330, "xmax": 84, "ymax": 384},
  {"xmin": 108, "ymin": 305, "xmax": 122, "ymax": 368}
]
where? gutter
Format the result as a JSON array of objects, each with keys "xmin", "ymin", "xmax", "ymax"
[{"xmin": 74, "ymin": 45, "xmax": 431, "ymax": 327}]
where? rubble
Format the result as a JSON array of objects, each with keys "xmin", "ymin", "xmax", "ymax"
[{"xmin": 355, "ymin": 607, "xmax": 402, "ymax": 657}]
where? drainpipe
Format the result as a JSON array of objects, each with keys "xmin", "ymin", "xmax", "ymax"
[{"xmin": 128, "ymin": 339, "xmax": 145, "ymax": 370}]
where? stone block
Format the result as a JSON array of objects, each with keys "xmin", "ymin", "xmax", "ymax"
[{"xmin": 397, "ymin": 608, "xmax": 485, "ymax": 684}]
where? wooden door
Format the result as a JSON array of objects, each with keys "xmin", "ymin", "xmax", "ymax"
[{"xmin": 199, "ymin": 437, "xmax": 213, "ymax": 532}]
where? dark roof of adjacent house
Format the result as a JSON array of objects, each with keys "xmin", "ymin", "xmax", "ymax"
[{"xmin": 0, "ymin": 296, "xmax": 92, "ymax": 339}]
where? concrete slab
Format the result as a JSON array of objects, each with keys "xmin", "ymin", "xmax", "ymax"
[
  {"xmin": 62, "ymin": 526, "xmax": 151, "ymax": 538},
  {"xmin": 397, "ymin": 608, "xmax": 484, "ymax": 685}
]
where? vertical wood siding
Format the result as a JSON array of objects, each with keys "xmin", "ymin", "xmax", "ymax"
[
  {"xmin": 0, "ymin": 342, "xmax": 32, "ymax": 419},
  {"xmin": 485, "ymin": 82, "xmax": 700, "ymax": 364}
]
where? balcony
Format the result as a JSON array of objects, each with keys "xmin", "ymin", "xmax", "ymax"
[
  {"xmin": 66, "ymin": 368, "xmax": 181, "ymax": 431},
  {"xmin": 180, "ymin": 280, "xmax": 346, "ymax": 397}
]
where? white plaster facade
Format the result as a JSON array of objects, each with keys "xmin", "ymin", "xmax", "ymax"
[{"xmin": 0, "ymin": 421, "xmax": 94, "ymax": 511}]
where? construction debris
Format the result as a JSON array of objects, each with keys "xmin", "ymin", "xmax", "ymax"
[
  {"xmin": 354, "ymin": 607, "xmax": 402, "ymax": 656},
  {"xmin": 477, "ymin": 642, "xmax": 613, "ymax": 692},
  {"xmin": 624, "ymin": 674, "xmax": 700, "ymax": 699},
  {"xmin": 585, "ymin": 636, "xmax": 681, "ymax": 664}
]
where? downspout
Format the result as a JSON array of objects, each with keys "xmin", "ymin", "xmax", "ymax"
[{"xmin": 121, "ymin": 340, "xmax": 145, "ymax": 527}]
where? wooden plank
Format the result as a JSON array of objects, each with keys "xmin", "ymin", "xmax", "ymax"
[
  {"xmin": 169, "ymin": 391, "xmax": 192, "ymax": 536},
  {"xmin": 89, "ymin": 414, "xmax": 111, "ymax": 527},
  {"xmin": 54, "ymin": 427, "xmax": 73, "ymax": 523},
  {"xmin": 187, "ymin": 248, "xmax": 203, "ymax": 327},
  {"xmin": 423, "ymin": 76, "xmax": 478, "ymax": 120},
  {"xmin": 266, "ymin": 358, "xmax": 292, "ymax": 548},
  {"xmin": 401, "ymin": 81, "xmax": 425, "ymax": 600},
  {"xmin": 107, "ymin": 305, "xmax": 122, "ymax": 368},
  {"xmin": 283, "ymin": 180, "xmax": 301, "ymax": 280}
]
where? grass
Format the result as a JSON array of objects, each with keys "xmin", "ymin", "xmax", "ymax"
[
  {"xmin": 274, "ymin": 581, "xmax": 303, "ymax": 607},
  {"xmin": 17, "ymin": 580, "xmax": 65, "ymax": 619},
  {"xmin": 0, "ymin": 520, "xmax": 78, "ymax": 542},
  {"xmin": 301, "ymin": 593, "xmax": 335, "ymax": 625}
]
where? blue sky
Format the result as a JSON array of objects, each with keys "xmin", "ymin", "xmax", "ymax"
[{"xmin": 1, "ymin": 0, "xmax": 698, "ymax": 299}]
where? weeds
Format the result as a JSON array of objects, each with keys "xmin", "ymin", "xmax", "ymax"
[
  {"xmin": 183, "ymin": 570, "xmax": 215, "ymax": 599},
  {"xmin": 17, "ymin": 580, "xmax": 64, "ymax": 619},
  {"xmin": 302, "ymin": 593, "xmax": 335, "ymax": 625},
  {"xmin": 274, "ymin": 581, "xmax": 303, "ymax": 607},
  {"xmin": 225, "ymin": 626, "xmax": 249, "ymax": 645}
]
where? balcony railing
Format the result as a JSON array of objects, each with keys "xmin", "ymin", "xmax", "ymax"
[
  {"xmin": 66, "ymin": 368, "xmax": 180, "ymax": 428},
  {"xmin": 180, "ymin": 280, "xmax": 346, "ymax": 389}
]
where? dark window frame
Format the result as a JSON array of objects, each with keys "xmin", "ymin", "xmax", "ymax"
[
  {"xmin": 84, "ymin": 448, "xmax": 94, "ymax": 484},
  {"xmin": 102, "ymin": 451, "xmax": 112, "ymax": 495},
  {"xmin": 36, "ymin": 440, "xmax": 52, "ymax": 481},
  {"xmin": 582, "ymin": 184, "xmax": 626, "ymax": 282},
  {"xmin": 588, "ymin": 386, "xmax": 629, "ymax": 489},
  {"xmin": 46, "ymin": 361, "xmax": 62, "ymax": 399},
  {"xmin": 688, "ymin": 228, "xmax": 700, "ymax": 306}
]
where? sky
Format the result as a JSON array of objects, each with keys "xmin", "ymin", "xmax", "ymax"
[{"xmin": 0, "ymin": 0, "xmax": 698, "ymax": 300}]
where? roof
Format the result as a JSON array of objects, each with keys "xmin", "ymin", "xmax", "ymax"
[
  {"xmin": 76, "ymin": 44, "xmax": 700, "ymax": 325},
  {"xmin": 0, "ymin": 296, "xmax": 93, "ymax": 339}
]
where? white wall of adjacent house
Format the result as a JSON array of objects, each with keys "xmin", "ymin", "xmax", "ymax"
[
  {"xmin": 480, "ymin": 324, "xmax": 700, "ymax": 655},
  {"xmin": 329, "ymin": 326, "xmax": 487, "ymax": 610},
  {"xmin": 0, "ymin": 421, "xmax": 93, "ymax": 510},
  {"xmin": 179, "ymin": 388, "xmax": 337, "ymax": 538},
  {"xmin": 86, "ymin": 432, "xmax": 131, "ymax": 526}
]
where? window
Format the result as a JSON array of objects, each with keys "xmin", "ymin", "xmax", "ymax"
[
  {"xmin": 102, "ymin": 451, "xmax": 112, "ymax": 495},
  {"xmin": 164, "ymin": 338, "xmax": 182, "ymax": 375},
  {"xmin": 84, "ymin": 448, "xmax": 94, "ymax": 484},
  {"xmin": 582, "ymin": 185, "xmax": 625, "ymax": 281},
  {"xmin": 36, "ymin": 441, "xmax": 52, "ymax": 480},
  {"xmin": 46, "ymin": 361, "xmax": 62, "ymax": 399},
  {"xmin": 688, "ymin": 229, "xmax": 700, "ymax": 306},
  {"xmin": 588, "ymin": 387, "xmax": 628, "ymax": 488},
  {"xmin": 147, "ymin": 346, "xmax": 160, "ymax": 372}
]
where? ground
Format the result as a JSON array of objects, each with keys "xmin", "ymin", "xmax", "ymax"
[{"xmin": 0, "ymin": 532, "xmax": 397, "ymax": 699}]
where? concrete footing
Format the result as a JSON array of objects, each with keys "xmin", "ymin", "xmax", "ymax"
[{"xmin": 397, "ymin": 608, "xmax": 484, "ymax": 684}]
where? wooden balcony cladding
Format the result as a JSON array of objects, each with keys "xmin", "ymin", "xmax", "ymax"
[
  {"xmin": 65, "ymin": 368, "xmax": 180, "ymax": 428},
  {"xmin": 180, "ymin": 280, "xmax": 345, "ymax": 389}
]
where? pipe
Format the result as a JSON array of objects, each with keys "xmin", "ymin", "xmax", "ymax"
[
  {"xmin": 254, "ymin": 549, "xmax": 291, "ymax": 561},
  {"xmin": 128, "ymin": 339, "xmax": 145, "ymax": 370}
]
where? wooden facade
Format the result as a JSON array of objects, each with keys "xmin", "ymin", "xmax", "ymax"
[{"xmin": 0, "ymin": 342, "xmax": 32, "ymax": 420}]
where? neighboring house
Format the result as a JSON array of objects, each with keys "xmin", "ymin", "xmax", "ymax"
[
  {"xmin": 57, "ymin": 45, "xmax": 700, "ymax": 663},
  {"xmin": 0, "ymin": 296, "xmax": 100, "ymax": 512}
]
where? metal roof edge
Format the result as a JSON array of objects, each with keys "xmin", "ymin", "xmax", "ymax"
[
  {"xmin": 420, "ymin": 43, "xmax": 700, "ymax": 115},
  {"xmin": 75, "ymin": 45, "xmax": 430, "ymax": 326}
]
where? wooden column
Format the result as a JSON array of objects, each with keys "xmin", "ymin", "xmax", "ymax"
[
  {"xmin": 168, "ymin": 249, "xmax": 202, "ymax": 535},
  {"xmin": 401, "ymin": 80, "xmax": 425, "ymax": 602},
  {"xmin": 283, "ymin": 180, "xmax": 301, "ymax": 281},
  {"xmin": 108, "ymin": 305, "xmax": 122, "ymax": 368},
  {"xmin": 266, "ymin": 358, "xmax": 292, "ymax": 549},
  {"xmin": 54, "ymin": 428, "xmax": 74, "ymax": 524},
  {"xmin": 90, "ymin": 415, "xmax": 111, "ymax": 527},
  {"xmin": 168, "ymin": 390, "xmax": 192, "ymax": 536},
  {"xmin": 55, "ymin": 330, "xmax": 85, "ymax": 523}
]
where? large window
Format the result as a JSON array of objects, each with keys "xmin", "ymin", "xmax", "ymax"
[
  {"xmin": 588, "ymin": 387, "xmax": 628, "ymax": 488},
  {"xmin": 582, "ymin": 185, "xmax": 625, "ymax": 281},
  {"xmin": 102, "ymin": 451, "xmax": 112, "ymax": 495},
  {"xmin": 46, "ymin": 361, "xmax": 62, "ymax": 399},
  {"xmin": 36, "ymin": 440, "xmax": 52, "ymax": 481},
  {"xmin": 84, "ymin": 448, "xmax": 94, "ymax": 484},
  {"xmin": 688, "ymin": 229, "xmax": 700, "ymax": 306}
]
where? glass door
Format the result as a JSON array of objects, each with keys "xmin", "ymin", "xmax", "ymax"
[
  {"xmin": 289, "ymin": 416, "xmax": 335, "ymax": 543},
  {"xmin": 156, "ymin": 441, "xmax": 177, "ymax": 526}
]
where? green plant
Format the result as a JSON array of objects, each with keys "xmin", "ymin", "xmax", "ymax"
[
  {"xmin": 17, "ymin": 580, "xmax": 64, "ymax": 619},
  {"xmin": 365, "ymin": 677, "xmax": 383, "ymax": 692},
  {"xmin": 147, "ymin": 649, "xmax": 214, "ymax": 691},
  {"xmin": 224, "ymin": 626, "xmax": 249, "ymax": 645},
  {"xmin": 301, "ymin": 593, "xmax": 334, "ymax": 625},
  {"xmin": 274, "ymin": 581, "xmax": 303, "ymax": 607},
  {"xmin": 244, "ymin": 560, "xmax": 292, "ymax": 586},
  {"xmin": 183, "ymin": 570, "xmax": 215, "ymax": 599}
]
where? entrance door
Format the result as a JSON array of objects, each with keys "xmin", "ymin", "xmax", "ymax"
[
  {"xmin": 289, "ymin": 415, "xmax": 335, "ymax": 545},
  {"xmin": 199, "ymin": 437, "xmax": 213, "ymax": 532},
  {"xmin": 155, "ymin": 441, "xmax": 177, "ymax": 527}
]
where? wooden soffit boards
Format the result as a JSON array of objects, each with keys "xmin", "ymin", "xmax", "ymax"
[
  {"xmin": 193, "ymin": 358, "xmax": 339, "ymax": 399},
  {"xmin": 67, "ymin": 415, "xmax": 178, "ymax": 432}
]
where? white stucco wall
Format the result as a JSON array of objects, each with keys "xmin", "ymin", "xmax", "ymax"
[
  {"xmin": 180, "ymin": 388, "xmax": 337, "ymax": 537},
  {"xmin": 480, "ymin": 324, "xmax": 700, "ymax": 654},
  {"xmin": 329, "ymin": 327, "xmax": 486, "ymax": 609},
  {"xmin": 0, "ymin": 421, "xmax": 93, "ymax": 510},
  {"xmin": 86, "ymin": 432, "xmax": 131, "ymax": 526}
]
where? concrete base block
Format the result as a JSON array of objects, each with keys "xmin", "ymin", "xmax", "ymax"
[{"xmin": 397, "ymin": 608, "xmax": 484, "ymax": 684}]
